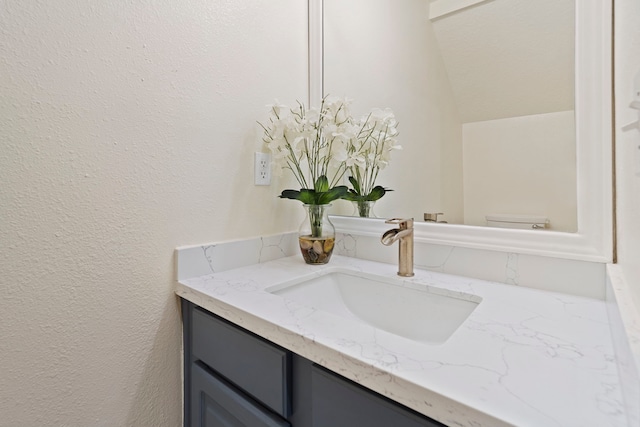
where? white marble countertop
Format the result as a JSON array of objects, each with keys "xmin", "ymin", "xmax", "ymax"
[{"xmin": 176, "ymin": 255, "xmax": 627, "ymax": 427}]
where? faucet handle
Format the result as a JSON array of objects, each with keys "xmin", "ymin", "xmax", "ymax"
[
  {"xmin": 424, "ymin": 212, "xmax": 444, "ymax": 222},
  {"xmin": 385, "ymin": 218, "xmax": 414, "ymax": 228}
]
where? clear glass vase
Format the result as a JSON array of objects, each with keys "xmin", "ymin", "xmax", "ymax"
[
  {"xmin": 352, "ymin": 200, "xmax": 376, "ymax": 218},
  {"xmin": 298, "ymin": 204, "xmax": 335, "ymax": 265}
]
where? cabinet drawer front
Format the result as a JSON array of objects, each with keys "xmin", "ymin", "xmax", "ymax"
[
  {"xmin": 311, "ymin": 365, "xmax": 445, "ymax": 427},
  {"xmin": 192, "ymin": 307, "xmax": 291, "ymax": 417},
  {"xmin": 191, "ymin": 362, "xmax": 290, "ymax": 427}
]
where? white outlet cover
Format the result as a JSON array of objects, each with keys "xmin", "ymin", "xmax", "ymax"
[{"xmin": 254, "ymin": 152, "xmax": 271, "ymax": 185}]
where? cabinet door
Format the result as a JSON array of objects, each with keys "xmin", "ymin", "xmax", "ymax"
[
  {"xmin": 311, "ymin": 365, "xmax": 445, "ymax": 427},
  {"xmin": 191, "ymin": 306, "xmax": 291, "ymax": 417},
  {"xmin": 191, "ymin": 362, "xmax": 290, "ymax": 427}
]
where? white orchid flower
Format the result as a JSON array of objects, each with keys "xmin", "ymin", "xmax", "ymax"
[{"xmin": 258, "ymin": 96, "xmax": 399, "ymax": 203}]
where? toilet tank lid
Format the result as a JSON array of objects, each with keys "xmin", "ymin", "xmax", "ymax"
[{"xmin": 485, "ymin": 213, "xmax": 549, "ymax": 223}]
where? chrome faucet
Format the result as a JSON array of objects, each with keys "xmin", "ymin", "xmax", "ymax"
[{"xmin": 381, "ymin": 218, "xmax": 414, "ymax": 277}]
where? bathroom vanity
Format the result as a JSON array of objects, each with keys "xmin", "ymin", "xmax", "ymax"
[
  {"xmin": 176, "ymin": 253, "xmax": 628, "ymax": 427},
  {"xmin": 183, "ymin": 300, "xmax": 443, "ymax": 426}
]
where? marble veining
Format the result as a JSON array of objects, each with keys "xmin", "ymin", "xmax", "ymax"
[
  {"xmin": 176, "ymin": 254, "xmax": 628, "ymax": 427},
  {"xmin": 176, "ymin": 233, "xmax": 298, "ymax": 280},
  {"xmin": 334, "ymin": 232, "xmax": 605, "ymax": 299},
  {"xmin": 505, "ymin": 253, "xmax": 519, "ymax": 285},
  {"xmin": 606, "ymin": 264, "xmax": 640, "ymax": 426}
]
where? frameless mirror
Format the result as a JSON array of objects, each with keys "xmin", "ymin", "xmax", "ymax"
[
  {"xmin": 309, "ymin": 0, "xmax": 612, "ymax": 261},
  {"xmin": 324, "ymin": 0, "xmax": 576, "ymax": 231}
]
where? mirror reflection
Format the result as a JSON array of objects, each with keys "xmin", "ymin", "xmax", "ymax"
[{"xmin": 325, "ymin": 0, "xmax": 577, "ymax": 232}]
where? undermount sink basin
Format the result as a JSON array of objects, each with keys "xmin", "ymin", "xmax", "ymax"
[{"xmin": 267, "ymin": 270, "xmax": 480, "ymax": 344}]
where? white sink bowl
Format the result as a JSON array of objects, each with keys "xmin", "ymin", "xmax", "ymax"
[{"xmin": 267, "ymin": 270, "xmax": 480, "ymax": 344}]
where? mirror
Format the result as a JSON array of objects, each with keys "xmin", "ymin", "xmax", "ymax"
[
  {"xmin": 309, "ymin": 0, "xmax": 613, "ymax": 261},
  {"xmin": 324, "ymin": 0, "xmax": 576, "ymax": 232}
]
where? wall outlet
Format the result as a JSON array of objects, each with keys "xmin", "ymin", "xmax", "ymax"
[{"xmin": 254, "ymin": 152, "xmax": 271, "ymax": 185}]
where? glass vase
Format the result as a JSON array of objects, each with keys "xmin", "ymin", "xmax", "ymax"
[
  {"xmin": 298, "ymin": 204, "xmax": 335, "ymax": 265},
  {"xmin": 352, "ymin": 200, "xmax": 376, "ymax": 218}
]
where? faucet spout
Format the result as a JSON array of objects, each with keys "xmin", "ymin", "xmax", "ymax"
[
  {"xmin": 381, "ymin": 218, "xmax": 414, "ymax": 277},
  {"xmin": 381, "ymin": 228, "xmax": 412, "ymax": 246}
]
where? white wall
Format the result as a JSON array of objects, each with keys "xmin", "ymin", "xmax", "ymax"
[
  {"xmin": 0, "ymin": 1, "xmax": 307, "ymax": 426},
  {"xmin": 462, "ymin": 111, "xmax": 577, "ymax": 231},
  {"xmin": 615, "ymin": 0, "xmax": 640, "ymax": 307},
  {"xmin": 323, "ymin": 0, "xmax": 463, "ymax": 222}
]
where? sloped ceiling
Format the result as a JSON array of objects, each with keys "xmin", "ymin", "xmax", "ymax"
[{"xmin": 430, "ymin": 0, "xmax": 575, "ymax": 123}]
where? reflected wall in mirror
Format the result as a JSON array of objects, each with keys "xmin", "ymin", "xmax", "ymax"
[{"xmin": 324, "ymin": 0, "xmax": 577, "ymax": 232}]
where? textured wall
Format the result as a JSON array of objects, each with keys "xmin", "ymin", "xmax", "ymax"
[
  {"xmin": 0, "ymin": 1, "xmax": 306, "ymax": 425},
  {"xmin": 615, "ymin": 0, "xmax": 640, "ymax": 307}
]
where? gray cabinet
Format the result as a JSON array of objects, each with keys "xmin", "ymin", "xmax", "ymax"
[
  {"xmin": 191, "ymin": 306, "xmax": 291, "ymax": 417},
  {"xmin": 311, "ymin": 365, "xmax": 441, "ymax": 427},
  {"xmin": 182, "ymin": 299, "xmax": 446, "ymax": 427},
  {"xmin": 191, "ymin": 362, "xmax": 290, "ymax": 427}
]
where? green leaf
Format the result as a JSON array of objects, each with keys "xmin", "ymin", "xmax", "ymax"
[
  {"xmin": 298, "ymin": 189, "xmax": 318, "ymax": 204},
  {"xmin": 317, "ymin": 186, "xmax": 348, "ymax": 204},
  {"xmin": 279, "ymin": 189, "xmax": 301, "ymax": 200},
  {"xmin": 314, "ymin": 175, "xmax": 330, "ymax": 193},
  {"xmin": 366, "ymin": 186, "xmax": 392, "ymax": 201},
  {"xmin": 348, "ymin": 176, "xmax": 361, "ymax": 195},
  {"xmin": 280, "ymin": 185, "xmax": 349, "ymax": 205},
  {"xmin": 341, "ymin": 189, "xmax": 362, "ymax": 202}
]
